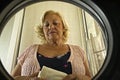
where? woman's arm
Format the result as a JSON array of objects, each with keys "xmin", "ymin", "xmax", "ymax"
[
  {"xmin": 75, "ymin": 53, "xmax": 92, "ymax": 80},
  {"xmin": 63, "ymin": 47, "xmax": 91, "ymax": 80},
  {"xmin": 84, "ymin": 59, "xmax": 92, "ymax": 78},
  {"xmin": 11, "ymin": 65, "xmax": 45, "ymax": 80},
  {"xmin": 11, "ymin": 63, "xmax": 39, "ymax": 77},
  {"xmin": 63, "ymin": 74, "xmax": 91, "ymax": 80},
  {"xmin": 63, "ymin": 61, "xmax": 91, "ymax": 80},
  {"xmin": 14, "ymin": 76, "xmax": 46, "ymax": 80},
  {"xmin": 11, "ymin": 63, "xmax": 21, "ymax": 77}
]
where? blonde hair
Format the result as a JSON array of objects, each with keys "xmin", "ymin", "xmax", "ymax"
[{"xmin": 34, "ymin": 10, "xmax": 69, "ymax": 43}]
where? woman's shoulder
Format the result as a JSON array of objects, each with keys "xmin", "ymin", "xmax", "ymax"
[
  {"xmin": 26, "ymin": 44, "xmax": 40, "ymax": 49},
  {"xmin": 19, "ymin": 44, "xmax": 40, "ymax": 55},
  {"xmin": 68, "ymin": 44, "xmax": 85, "ymax": 56},
  {"xmin": 68, "ymin": 44, "xmax": 82, "ymax": 50},
  {"xmin": 69, "ymin": 44, "xmax": 85, "ymax": 53},
  {"xmin": 18, "ymin": 44, "xmax": 40, "ymax": 58}
]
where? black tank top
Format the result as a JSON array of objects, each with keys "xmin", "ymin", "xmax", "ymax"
[{"xmin": 37, "ymin": 52, "xmax": 72, "ymax": 74}]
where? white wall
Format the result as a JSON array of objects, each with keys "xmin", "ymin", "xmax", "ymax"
[
  {"xmin": 0, "ymin": 1, "xmax": 107, "ymax": 77},
  {"xmin": 0, "ymin": 1, "xmax": 87, "ymax": 74},
  {"xmin": 0, "ymin": 9, "xmax": 24, "ymax": 73},
  {"xmin": 0, "ymin": 16, "xmax": 15, "ymax": 69},
  {"xmin": 19, "ymin": 1, "xmax": 86, "ymax": 54}
]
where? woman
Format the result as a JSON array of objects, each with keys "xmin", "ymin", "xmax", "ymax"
[{"xmin": 11, "ymin": 10, "xmax": 91, "ymax": 80}]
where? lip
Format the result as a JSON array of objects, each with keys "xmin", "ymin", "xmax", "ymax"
[{"xmin": 48, "ymin": 31, "xmax": 57, "ymax": 34}]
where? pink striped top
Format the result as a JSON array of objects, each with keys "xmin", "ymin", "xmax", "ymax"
[{"xmin": 18, "ymin": 44, "xmax": 89, "ymax": 77}]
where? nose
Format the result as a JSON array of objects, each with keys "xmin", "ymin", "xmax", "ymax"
[{"xmin": 48, "ymin": 24, "xmax": 54, "ymax": 29}]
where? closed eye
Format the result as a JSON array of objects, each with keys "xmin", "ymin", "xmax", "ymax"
[
  {"xmin": 43, "ymin": 22, "xmax": 49, "ymax": 27},
  {"xmin": 53, "ymin": 21, "xmax": 60, "ymax": 26},
  {"xmin": 53, "ymin": 22, "xmax": 59, "ymax": 26}
]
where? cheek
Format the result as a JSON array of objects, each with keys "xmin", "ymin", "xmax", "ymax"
[
  {"xmin": 60, "ymin": 26, "xmax": 64, "ymax": 34},
  {"xmin": 43, "ymin": 28, "xmax": 47, "ymax": 34},
  {"xmin": 43, "ymin": 28, "xmax": 48, "ymax": 38}
]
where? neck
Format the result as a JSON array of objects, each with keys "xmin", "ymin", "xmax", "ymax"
[{"xmin": 46, "ymin": 39, "xmax": 64, "ymax": 47}]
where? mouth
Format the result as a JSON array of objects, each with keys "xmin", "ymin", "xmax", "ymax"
[{"xmin": 48, "ymin": 31, "xmax": 57, "ymax": 34}]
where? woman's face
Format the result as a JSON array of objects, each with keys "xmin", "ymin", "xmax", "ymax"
[{"xmin": 43, "ymin": 13, "xmax": 64, "ymax": 42}]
